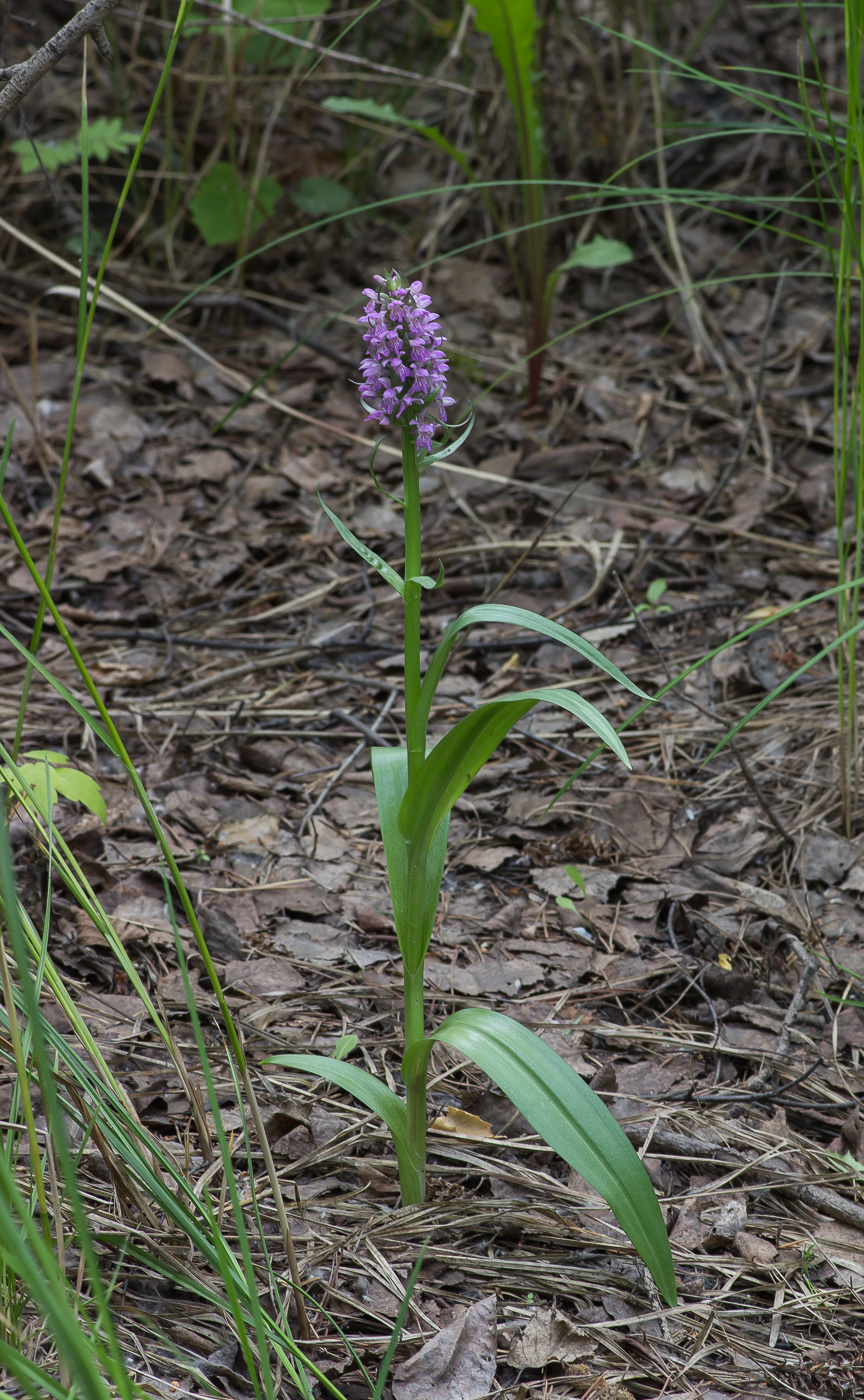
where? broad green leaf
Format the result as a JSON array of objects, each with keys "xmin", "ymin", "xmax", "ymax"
[
  {"xmin": 557, "ymin": 235, "xmax": 633, "ymax": 273},
  {"xmin": 416, "ymin": 602, "xmax": 647, "ymax": 742},
  {"xmin": 646, "ymin": 577, "xmax": 668, "ymax": 606},
  {"xmin": 473, "ymin": 0, "xmax": 544, "ymax": 178},
  {"xmin": 291, "ymin": 176, "xmax": 355, "ymax": 216},
  {"xmin": 399, "ymin": 698, "xmax": 537, "ymax": 853},
  {"xmin": 318, "ymin": 492, "xmax": 404, "ymax": 597},
  {"xmin": 190, "ymin": 162, "xmax": 281, "ymax": 246},
  {"xmin": 263, "ymin": 1052, "xmax": 414, "ymax": 1193},
  {"xmin": 403, "ymin": 1007, "xmax": 676, "ymax": 1305},
  {"xmin": 371, "ymin": 747, "xmax": 449, "ymax": 972},
  {"xmin": 5, "ymin": 751, "xmax": 106, "ymax": 822},
  {"xmin": 330, "ymin": 1033, "xmax": 359, "ymax": 1060}
]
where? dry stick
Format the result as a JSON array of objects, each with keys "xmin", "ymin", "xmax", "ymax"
[
  {"xmin": 0, "ymin": 0, "xmax": 123, "ymax": 122},
  {"xmin": 673, "ymin": 265, "xmax": 788, "ymax": 551}
]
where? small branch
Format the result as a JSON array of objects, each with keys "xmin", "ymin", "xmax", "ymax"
[{"xmin": 0, "ymin": 0, "xmax": 124, "ymax": 123}]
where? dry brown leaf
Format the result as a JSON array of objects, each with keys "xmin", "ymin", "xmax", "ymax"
[
  {"xmin": 430, "ymin": 1107, "xmax": 495, "ymax": 1140},
  {"xmin": 507, "ymin": 1307, "xmax": 595, "ymax": 1367},
  {"xmin": 392, "ymin": 1294, "xmax": 497, "ymax": 1400}
]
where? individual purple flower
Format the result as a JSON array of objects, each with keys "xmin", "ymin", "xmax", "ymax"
[{"xmin": 358, "ymin": 271, "xmax": 455, "ymax": 454}]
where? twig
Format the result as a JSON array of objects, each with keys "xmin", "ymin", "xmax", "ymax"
[{"xmin": 0, "ymin": 0, "xmax": 124, "ymax": 122}]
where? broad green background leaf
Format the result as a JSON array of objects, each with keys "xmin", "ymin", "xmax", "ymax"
[
  {"xmin": 558, "ymin": 234, "xmax": 633, "ymax": 272},
  {"xmin": 372, "ymin": 747, "xmax": 449, "ymax": 973},
  {"xmin": 263, "ymin": 1052, "xmax": 414, "ymax": 1191},
  {"xmin": 473, "ymin": 0, "xmax": 544, "ymax": 177},
  {"xmin": 3, "ymin": 750, "xmax": 106, "ymax": 822},
  {"xmin": 318, "ymin": 492, "xmax": 404, "ymax": 597},
  {"xmin": 229, "ymin": 0, "xmax": 330, "ymax": 69},
  {"xmin": 291, "ymin": 176, "xmax": 355, "ymax": 216},
  {"xmin": 190, "ymin": 162, "xmax": 281, "ymax": 246},
  {"xmin": 417, "ymin": 602, "xmax": 647, "ymax": 736},
  {"xmin": 404, "ymin": 1008, "xmax": 676, "ymax": 1304}
]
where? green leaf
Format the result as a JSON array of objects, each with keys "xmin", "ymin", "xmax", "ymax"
[
  {"xmin": 646, "ymin": 577, "xmax": 668, "ymax": 606},
  {"xmin": 564, "ymin": 864, "xmax": 589, "ymax": 905},
  {"xmin": 330, "ymin": 1033, "xmax": 359, "ymax": 1060},
  {"xmin": 473, "ymin": 0, "xmax": 544, "ymax": 179},
  {"xmin": 291, "ymin": 176, "xmax": 355, "ymax": 216},
  {"xmin": 399, "ymin": 698, "xmax": 537, "ymax": 853},
  {"xmin": 401, "ymin": 687, "xmax": 629, "ymax": 855},
  {"xmin": 323, "ymin": 96, "xmax": 419, "ymax": 129},
  {"xmin": 404, "ymin": 1007, "xmax": 676, "ymax": 1305},
  {"xmin": 11, "ymin": 119, "xmax": 140, "ymax": 175},
  {"xmin": 496, "ymin": 687, "xmax": 630, "ymax": 764},
  {"xmin": 189, "ymin": 162, "xmax": 281, "ymax": 246},
  {"xmin": 558, "ymin": 235, "xmax": 633, "ymax": 273},
  {"xmin": 263, "ymin": 1052, "xmax": 414, "ymax": 1193},
  {"xmin": 371, "ymin": 747, "xmax": 449, "ymax": 973},
  {"xmin": 317, "ymin": 491, "xmax": 405, "ymax": 597},
  {"xmin": 417, "ymin": 602, "xmax": 647, "ymax": 741},
  {"xmin": 5, "ymin": 751, "xmax": 106, "ymax": 822},
  {"xmin": 11, "ymin": 135, "xmax": 79, "ymax": 174},
  {"xmin": 229, "ymin": 0, "xmax": 330, "ymax": 69}
]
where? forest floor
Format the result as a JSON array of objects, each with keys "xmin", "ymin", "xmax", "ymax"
[{"xmin": 2, "ymin": 6, "xmax": 864, "ymax": 1400}]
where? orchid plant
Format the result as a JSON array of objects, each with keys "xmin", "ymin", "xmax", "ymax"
[{"xmin": 266, "ymin": 272, "xmax": 676, "ymax": 1306}]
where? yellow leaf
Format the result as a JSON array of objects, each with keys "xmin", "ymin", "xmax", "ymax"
[
  {"xmin": 430, "ymin": 1107, "xmax": 495, "ymax": 1140},
  {"xmin": 718, "ymin": 953, "xmax": 733, "ymax": 970},
  {"xmin": 742, "ymin": 605, "xmax": 784, "ymax": 621}
]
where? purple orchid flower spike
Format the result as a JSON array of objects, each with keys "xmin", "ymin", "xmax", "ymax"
[{"xmin": 358, "ymin": 271, "xmax": 455, "ymax": 454}]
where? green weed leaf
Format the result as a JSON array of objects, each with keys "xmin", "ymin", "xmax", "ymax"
[
  {"xmin": 404, "ymin": 1007, "xmax": 676, "ymax": 1304},
  {"xmin": 558, "ymin": 235, "xmax": 633, "ymax": 272},
  {"xmin": 263, "ymin": 1052, "xmax": 413, "ymax": 1191},
  {"xmin": 11, "ymin": 118, "xmax": 140, "ymax": 175},
  {"xmin": 5, "ymin": 750, "xmax": 106, "ymax": 822},
  {"xmin": 473, "ymin": 0, "xmax": 544, "ymax": 175},
  {"xmin": 190, "ymin": 162, "xmax": 281, "ymax": 246},
  {"xmin": 646, "ymin": 578, "xmax": 668, "ymax": 606},
  {"xmin": 291, "ymin": 176, "xmax": 355, "ymax": 216}
]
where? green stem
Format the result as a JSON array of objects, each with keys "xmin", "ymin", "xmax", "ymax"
[
  {"xmin": 399, "ymin": 423, "xmax": 429, "ymax": 1204},
  {"xmin": 402, "ymin": 426, "xmax": 424, "ymax": 781},
  {"xmin": 401, "ymin": 962, "xmax": 427, "ymax": 1205}
]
